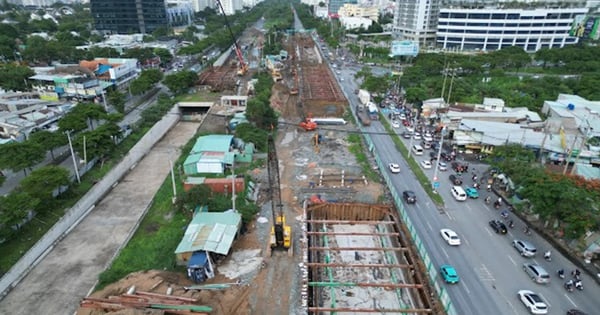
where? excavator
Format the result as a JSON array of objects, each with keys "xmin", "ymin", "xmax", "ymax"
[
  {"xmin": 215, "ymin": 0, "xmax": 248, "ymax": 76},
  {"xmin": 267, "ymin": 134, "xmax": 292, "ymax": 254},
  {"xmin": 299, "ymin": 113, "xmax": 317, "ymax": 131}
]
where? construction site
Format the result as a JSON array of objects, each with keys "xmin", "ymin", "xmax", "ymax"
[{"xmin": 69, "ymin": 21, "xmax": 442, "ymax": 315}]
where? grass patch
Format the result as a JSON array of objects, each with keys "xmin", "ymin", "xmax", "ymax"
[
  {"xmin": 177, "ymin": 91, "xmax": 220, "ymax": 102},
  {"xmin": 347, "ymin": 133, "xmax": 380, "ymax": 183},
  {"xmin": 381, "ymin": 117, "xmax": 444, "ymax": 206}
]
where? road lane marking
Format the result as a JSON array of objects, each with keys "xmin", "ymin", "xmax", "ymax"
[
  {"xmin": 461, "ymin": 280, "xmax": 471, "ymax": 294},
  {"xmin": 507, "ymin": 255, "xmax": 517, "ymax": 266},
  {"xmin": 485, "ymin": 227, "xmax": 493, "ymax": 237},
  {"xmin": 441, "ymin": 247, "xmax": 449, "ymax": 259},
  {"xmin": 426, "ymin": 221, "xmax": 434, "ymax": 232},
  {"xmin": 564, "ymin": 294, "xmax": 577, "ymax": 307},
  {"xmin": 445, "ymin": 211, "xmax": 455, "ymax": 221},
  {"xmin": 478, "ymin": 264, "xmax": 495, "ymax": 281}
]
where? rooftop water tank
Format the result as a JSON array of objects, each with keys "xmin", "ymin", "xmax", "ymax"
[{"xmin": 567, "ymin": 103, "xmax": 575, "ymax": 110}]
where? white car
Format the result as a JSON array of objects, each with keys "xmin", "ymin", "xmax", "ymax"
[
  {"xmin": 420, "ymin": 160, "xmax": 432, "ymax": 169},
  {"xmin": 399, "ymin": 113, "xmax": 406, "ymax": 120},
  {"xmin": 413, "ymin": 132, "xmax": 422, "ymax": 140},
  {"xmin": 392, "ymin": 120, "xmax": 401, "ymax": 128},
  {"xmin": 440, "ymin": 229, "xmax": 461, "ymax": 246},
  {"xmin": 388, "ymin": 163, "xmax": 401, "ymax": 173},
  {"xmin": 406, "ymin": 126, "xmax": 415, "ymax": 133},
  {"xmin": 518, "ymin": 290, "xmax": 548, "ymax": 314},
  {"xmin": 438, "ymin": 162, "xmax": 448, "ymax": 171},
  {"xmin": 423, "ymin": 134, "xmax": 434, "ymax": 142}
]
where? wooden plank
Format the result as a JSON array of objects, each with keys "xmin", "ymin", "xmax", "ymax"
[{"xmin": 135, "ymin": 291, "xmax": 198, "ymax": 303}]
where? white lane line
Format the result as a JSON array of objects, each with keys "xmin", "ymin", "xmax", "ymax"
[
  {"xmin": 507, "ymin": 255, "xmax": 517, "ymax": 266},
  {"xmin": 445, "ymin": 211, "xmax": 455, "ymax": 221},
  {"xmin": 441, "ymin": 247, "xmax": 449, "ymax": 259},
  {"xmin": 506, "ymin": 301, "xmax": 519, "ymax": 315},
  {"xmin": 461, "ymin": 280, "xmax": 471, "ymax": 294},
  {"xmin": 485, "ymin": 227, "xmax": 494, "ymax": 237},
  {"xmin": 564, "ymin": 294, "xmax": 577, "ymax": 307},
  {"xmin": 426, "ymin": 221, "xmax": 434, "ymax": 232}
]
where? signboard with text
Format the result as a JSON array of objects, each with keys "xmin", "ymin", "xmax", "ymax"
[{"xmin": 389, "ymin": 40, "xmax": 419, "ymax": 57}]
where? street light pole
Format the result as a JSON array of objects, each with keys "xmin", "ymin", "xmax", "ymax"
[{"xmin": 432, "ymin": 127, "xmax": 447, "ymax": 191}]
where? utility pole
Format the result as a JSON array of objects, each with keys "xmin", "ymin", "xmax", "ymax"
[
  {"xmin": 66, "ymin": 131, "xmax": 81, "ymax": 184},
  {"xmin": 169, "ymin": 158, "xmax": 177, "ymax": 204},
  {"xmin": 446, "ymin": 69, "xmax": 456, "ymax": 105},
  {"xmin": 440, "ymin": 64, "xmax": 448, "ymax": 101},
  {"xmin": 570, "ymin": 124, "xmax": 592, "ymax": 175},
  {"xmin": 432, "ymin": 127, "xmax": 447, "ymax": 192},
  {"xmin": 563, "ymin": 134, "xmax": 579, "ymax": 175},
  {"xmin": 538, "ymin": 121, "xmax": 550, "ymax": 165}
]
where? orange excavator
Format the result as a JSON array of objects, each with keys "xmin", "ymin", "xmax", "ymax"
[{"xmin": 299, "ymin": 114, "xmax": 317, "ymax": 131}]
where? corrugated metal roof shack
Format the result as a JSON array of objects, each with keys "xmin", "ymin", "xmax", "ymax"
[{"xmin": 175, "ymin": 209, "xmax": 242, "ymax": 283}]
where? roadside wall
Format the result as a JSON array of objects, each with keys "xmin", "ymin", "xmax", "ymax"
[{"xmin": 0, "ymin": 106, "xmax": 181, "ymax": 300}]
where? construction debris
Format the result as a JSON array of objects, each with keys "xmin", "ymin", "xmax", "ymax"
[{"xmin": 80, "ymin": 290, "xmax": 212, "ymax": 315}]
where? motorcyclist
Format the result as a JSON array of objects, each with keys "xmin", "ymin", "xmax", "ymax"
[
  {"xmin": 557, "ymin": 269, "xmax": 565, "ymax": 278},
  {"xmin": 485, "ymin": 196, "xmax": 491, "ymax": 204},
  {"xmin": 565, "ymin": 279, "xmax": 574, "ymax": 291},
  {"xmin": 500, "ymin": 210, "xmax": 509, "ymax": 219},
  {"xmin": 575, "ymin": 280, "xmax": 583, "ymax": 290},
  {"xmin": 508, "ymin": 220, "xmax": 514, "ymax": 228},
  {"xmin": 544, "ymin": 250, "xmax": 551, "ymax": 261}
]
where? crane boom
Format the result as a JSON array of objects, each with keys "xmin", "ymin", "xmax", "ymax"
[
  {"xmin": 267, "ymin": 134, "xmax": 291, "ymax": 251},
  {"xmin": 215, "ymin": 0, "xmax": 247, "ymax": 75}
]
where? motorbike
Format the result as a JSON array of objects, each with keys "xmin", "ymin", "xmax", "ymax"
[
  {"xmin": 557, "ymin": 269, "xmax": 565, "ymax": 279},
  {"xmin": 575, "ymin": 280, "xmax": 583, "ymax": 291},
  {"xmin": 544, "ymin": 253, "xmax": 552, "ymax": 262},
  {"xmin": 523, "ymin": 227, "xmax": 532, "ymax": 236},
  {"xmin": 508, "ymin": 220, "xmax": 515, "ymax": 228},
  {"xmin": 564, "ymin": 281, "xmax": 574, "ymax": 292},
  {"xmin": 494, "ymin": 201, "xmax": 501, "ymax": 209}
]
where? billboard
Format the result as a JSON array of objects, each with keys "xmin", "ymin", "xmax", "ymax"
[
  {"xmin": 570, "ymin": 15, "xmax": 600, "ymax": 40},
  {"xmin": 389, "ymin": 40, "xmax": 419, "ymax": 57}
]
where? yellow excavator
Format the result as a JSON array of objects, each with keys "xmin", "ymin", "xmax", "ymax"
[{"xmin": 267, "ymin": 135, "xmax": 292, "ymax": 253}]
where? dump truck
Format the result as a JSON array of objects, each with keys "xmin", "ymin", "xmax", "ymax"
[{"xmin": 358, "ymin": 89, "xmax": 371, "ymax": 105}]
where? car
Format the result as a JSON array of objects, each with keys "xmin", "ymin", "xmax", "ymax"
[
  {"xmin": 402, "ymin": 120, "xmax": 410, "ymax": 126},
  {"xmin": 413, "ymin": 132, "xmax": 422, "ymax": 140},
  {"xmin": 403, "ymin": 190, "xmax": 416, "ymax": 204},
  {"xmin": 423, "ymin": 141, "xmax": 432, "ymax": 149},
  {"xmin": 388, "ymin": 163, "xmax": 401, "ymax": 173},
  {"xmin": 392, "ymin": 120, "xmax": 401, "ymax": 128},
  {"xmin": 406, "ymin": 125, "xmax": 415, "ymax": 133},
  {"xmin": 438, "ymin": 162, "xmax": 448, "ymax": 171},
  {"xmin": 420, "ymin": 160, "xmax": 432, "ymax": 169},
  {"xmin": 449, "ymin": 174, "xmax": 463, "ymax": 185},
  {"xmin": 423, "ymin": 134, "xmax": 434, "ymax": 142},
  {"xmin": 402, "ymin": 132, "xmax": 412, "ymax": 139},
  {"xmin": 440, "ymin": 229, "xmax": 461, "ymax": 246},
  {"xmin": 429, "ymin": 151, "xmax": 437, "ymax": 160},
  {"xmin": 465, "ymin": 187, "xmax": 479, "ymax": 199},
  {"xmin": 513, "ymin": 239, "xmax": 537, "ymax": 257},
  {"xmin": 523, "ymin": 263, "xmax": 550, "ymax": 284},
  {"xmin": 440, "ymin": 265, "xmax": 459, "ymax": 284},
  {"xmin": 489, "ymin": 220, "xmax": 508, "ymax": 234},
  {"xmin": 399, "ymin": 113, "xmax": 407, "ymax": 120},
  {"xmin": 441, "ymin": 152, "xmax": 452, "ymax": 161},
  {"xmin": 567, "ymin": 310, "xmax": 588, "ymax": 315},
  {"xmin": 517, "ymin": 290, "xmax": 548, "ymax": 314}
]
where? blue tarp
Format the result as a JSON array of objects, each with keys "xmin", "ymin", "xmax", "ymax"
[{"xmin": 96, "ymin": 64, "xmax": 111, "ymax": 75}]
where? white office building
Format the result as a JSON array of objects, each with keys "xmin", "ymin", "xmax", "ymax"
[
  {"xmin": 393, "ymin": 0, "xmax": 441, "ymax": 47},
  {"xmin": 436, "ymin": 6, "xmax": 589, "ymax": 52}
]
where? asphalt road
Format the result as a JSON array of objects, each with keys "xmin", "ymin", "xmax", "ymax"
[{"xmin": 334, "ymin": 67, "xmax": 600, "ymax": 314}]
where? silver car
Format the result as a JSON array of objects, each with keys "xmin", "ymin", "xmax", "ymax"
[
  {"xmin": 513, "ymin": 239, "xmax": 537, "ymax": 257},
  {"xmin": 523, "ymin": 263, "xmax": 550, "ymax": 284}
]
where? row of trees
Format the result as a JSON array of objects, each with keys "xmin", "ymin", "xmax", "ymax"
[
  {"xmin": 0, "ymin": 102, "xmax": 125, "ymax": 240},
  {"xmin": 489, "ymin": 145, "xmax": 600, "ymax": 240}
]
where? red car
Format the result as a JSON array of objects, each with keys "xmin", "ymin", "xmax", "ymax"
[{"xmin": 402, "ymin": 120, "xmax": 410, "ymax": 127}]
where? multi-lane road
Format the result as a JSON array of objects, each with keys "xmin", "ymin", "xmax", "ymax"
[{"xmin": 332, "ymin": 63, "xmax": 600, "ymax": 314}]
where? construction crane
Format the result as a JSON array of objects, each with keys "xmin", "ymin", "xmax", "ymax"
[
  {"xmin": 215, "ymin": 0, "xmax": 248, "ymax": 76},
  {"xmin": 267, "ymin": 134, "xmax": 292, "ymax": 253}
]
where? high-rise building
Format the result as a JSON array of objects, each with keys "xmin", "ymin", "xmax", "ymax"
[
  {"xmin": 393, "ymin": 0, "xmax": 440, "ymax": 47},
  {"xmin": 328, "ymin": 0, "xmax": 358, "ymax": 17},
  {"xmin": 90, "ymin": 0, "xmax": 168, "ymax": 34}
]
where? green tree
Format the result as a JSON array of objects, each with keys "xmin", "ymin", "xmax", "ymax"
[
  {"xmin": 28, "ymin": 130, "xmax": 68, "ymax": 161},
  {"xmin": 19, "ymin": 165, "xmax": 70, "ymax": 200},
  {"xmin": 153, "ymin": 47, "xmax": 173, "ymax": 66},
  {"xmin": 0, "ymin": 63, "xmax": 35, "ymax": 91},
  {"xmin": 162, "ymin": 70, "xmax": 197, "ymax": 95},
  {"xmin": 0, "ymin": 142, "xmax": 46, "ymax": 175},
  {"xmin": 107, "ymin": 90, "xmax": 126, "ymax": 113},
  {"xmin": 73, "ymin": 122, "xmax": 121, "ymax": 159},
  {"xmin": 0, "ymin": 192, "xmax": 40, "ymax": 240}
]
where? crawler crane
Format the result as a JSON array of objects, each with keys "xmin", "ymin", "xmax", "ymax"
[
  {"xmin": 267, "ymin": 135, "xmax": 292, "ymax": 254},
  {"xmin": 215, "ymin": 0, "xmax": 248, "ymax": 76}
]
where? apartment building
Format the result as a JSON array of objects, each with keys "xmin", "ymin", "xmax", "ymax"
[{"xmin": 436, "ymin": 6, "xmax": 588, "ymax": 51}]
